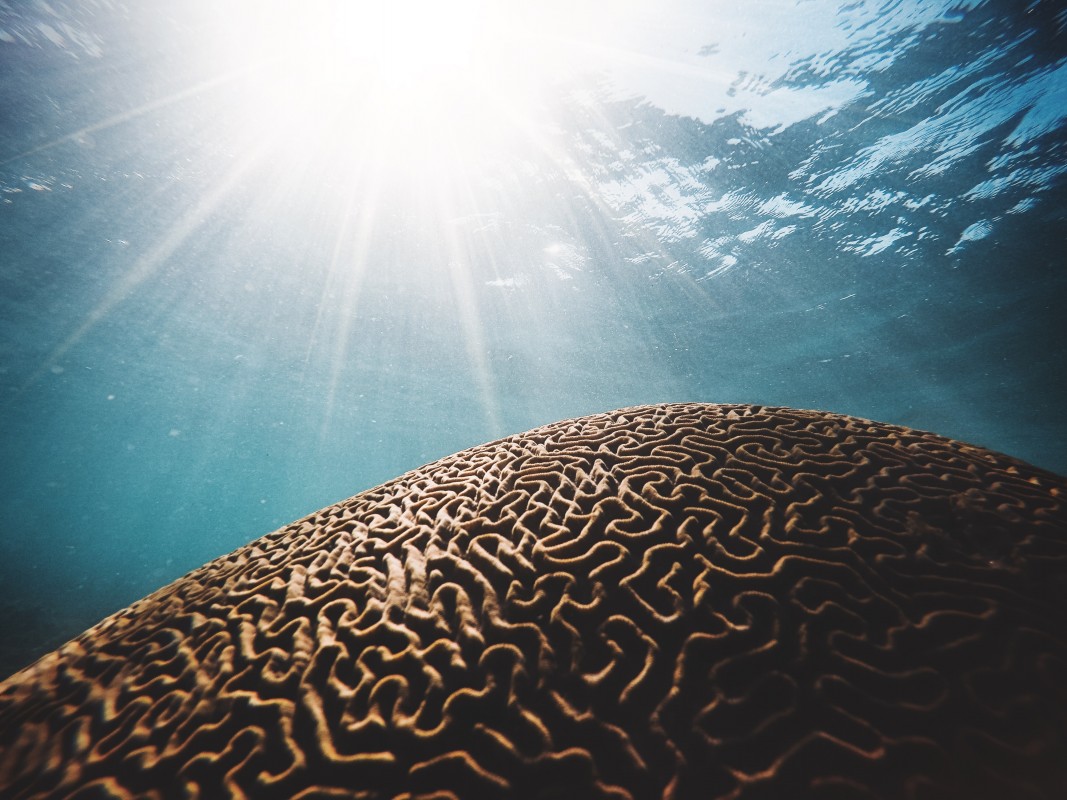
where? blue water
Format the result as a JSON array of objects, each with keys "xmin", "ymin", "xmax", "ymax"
[{"xmin": 1, "ymin": 0, "xmax": 1064, "ymax": 679}]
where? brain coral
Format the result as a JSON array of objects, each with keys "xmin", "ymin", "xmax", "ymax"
[{"xmin": 1, "ymin": 403, "xmax": 1066, "ymax": 799}]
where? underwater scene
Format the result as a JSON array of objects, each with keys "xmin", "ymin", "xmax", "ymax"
[{"xmin": 0, "ymin": 0, "xmax": 1064, "ymax": 690}]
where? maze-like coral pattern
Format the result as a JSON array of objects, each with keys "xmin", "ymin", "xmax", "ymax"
[{"xmin": 1, "ymin": 403, "xmax": 1066, "ymax": 799}]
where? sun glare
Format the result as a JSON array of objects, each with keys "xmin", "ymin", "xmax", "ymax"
[
  {"xmin": 204, "ymin": 0, "xmax": 552, "ymax": 165},
  {"xmin": 181, "ymin": 0, "xmax": 647, "ymax": 434},
  {"xmin": 249, "ymin": 0, "xmax": 490, "ymax": 93},
  {"xmin": 335, "ymin": 0, "xmax": 488, "ymax": 79},
  {"xmin": 189, "ymin": 0, "xmax": 598, "ymax": 435}
]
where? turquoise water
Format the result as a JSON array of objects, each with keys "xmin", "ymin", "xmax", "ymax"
[{"xmin": 0, "ymin": 1, "xmax": 1064, "ymax": 679}]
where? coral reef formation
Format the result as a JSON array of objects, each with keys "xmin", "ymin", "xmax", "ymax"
[{"xmin": 2, "ymin": 403, "xmax": 1065, "ymax": 798}]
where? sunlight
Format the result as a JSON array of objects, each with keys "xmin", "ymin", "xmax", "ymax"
[
  {"xmin": 181, "ymin": 0, "xmax": 625, "ymax": 436},
  {"xmin": 334, "ymin": 0, "xmax": 488, "ymax": 82},
  {"xmin": 191, "ymin": 0, "xmax": 661, "ymax": 194},
  {"xmin": 204, "ymin": 0, "xmax": 541, "ymax": 169},
  {"xmin": 233, "ymin": 0, "xmax": 489, "ymax": 97}
]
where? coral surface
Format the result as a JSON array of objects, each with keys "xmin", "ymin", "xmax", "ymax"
[{"xmin": 2, "ymin": 403, "xmax": 1065, "ymax": 798}]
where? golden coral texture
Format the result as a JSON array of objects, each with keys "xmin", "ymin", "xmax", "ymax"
[{"xmin": 2, "ymin": 403, "xmax": 1066, "ymax": 799}]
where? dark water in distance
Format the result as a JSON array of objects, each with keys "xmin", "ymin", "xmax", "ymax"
[{"xmin": 1, "ymin": 0, "xmax": 1064, "ymax": 679}]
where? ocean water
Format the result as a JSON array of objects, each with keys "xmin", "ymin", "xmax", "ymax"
[{"xmin": 0, "ymin": 0, "xmax": 1063, "ymax": 680}]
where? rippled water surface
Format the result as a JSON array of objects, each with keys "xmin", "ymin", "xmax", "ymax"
[{"xmin": 1, "ymin": 0, "xmax": 1064, "ymax": 677}]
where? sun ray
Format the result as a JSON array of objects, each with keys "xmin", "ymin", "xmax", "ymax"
[
  {"xmin": 0, "ymin": 68, "xmax": 252, "ymax": 168},
  {"xmin": 316, "ymin": 172, "xmax": 384, "ymax": 445},
  {"xmin": 16, "ymin": 140, "xmax": 273, "ymax": 395}
]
